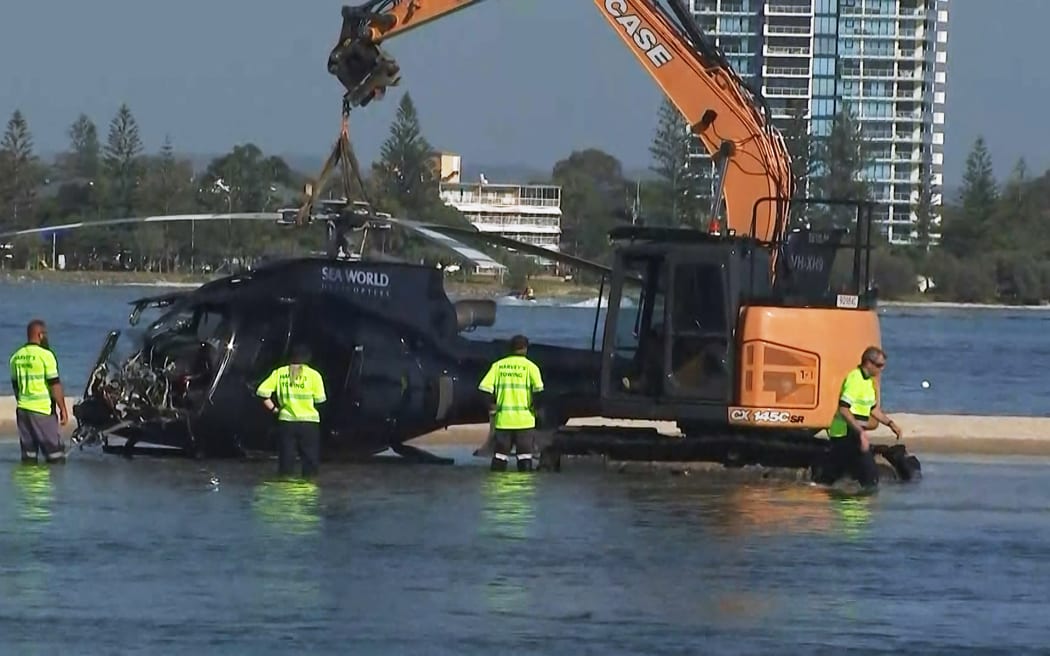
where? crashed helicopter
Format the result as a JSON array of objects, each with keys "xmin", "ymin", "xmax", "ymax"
[{"xmin": 64, "ymin": 208, "xmax": 612, "ymax": 465}]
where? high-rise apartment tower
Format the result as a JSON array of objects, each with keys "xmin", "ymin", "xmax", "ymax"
[{"xmin": 690, "ymin": 0, "xmax": 949, "ymax": 243}]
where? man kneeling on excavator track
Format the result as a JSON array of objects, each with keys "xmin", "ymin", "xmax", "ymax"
[{"xmin": 820, "ymin": 346, "xmax": 904, "ymax": 488}]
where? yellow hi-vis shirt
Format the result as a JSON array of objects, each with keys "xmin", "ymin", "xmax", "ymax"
[
  {"xmin": 9, "ymin": 343, "xmax": 59, "ymax": 415},
  {"xmin": 256, "ymin": 364, "xmax": 327, "ymax": 423},
  {"xmin": 478, "ymin": 354, "xmax": 544, "ymax": 430},
  {"xmin": 828, "ymin": 366, "xmax": 877, "ymax": 438}
]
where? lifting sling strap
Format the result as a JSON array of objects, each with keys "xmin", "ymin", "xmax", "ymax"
[{"xmin": 294, "ymin": 99, "xmax": 378, "ymax": 257}]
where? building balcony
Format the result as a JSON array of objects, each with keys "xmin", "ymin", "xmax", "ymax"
[
  {"xmin": 764, "ymin": 86, "xmax": 809, "ymax": 98},
  {"xmin": 763, "ymin": 65, "xmax": 810, "ymax": 77},
  {"xmin": 440, "ymin": 192, "xmax": 561, "ymax": 211},
  {"xmin": 764, "ymin": 24, "xmax": 812, "ymax": 37},
  {"xmin": 697, "ymin": 2, "xmax": 751, "ymax": 14},
  {"xmin": 473, "ymin": 223, "xmax": 562, "ymax": 235},
  {"xmin": 765, "ymin": 3, "xmax": 812, "ymax": 15},
  {"xmin": 764, "ymin": 45, "xmax": 810, "ymax": 57}
]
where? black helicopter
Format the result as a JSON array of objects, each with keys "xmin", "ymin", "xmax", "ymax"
[
  {"xmin": 69, "ymin": 252, "xmax": 606, "ymax": 463},
  {"xmin": 0, "ymin": 199, "xmax": 616, "ymax": 463}
]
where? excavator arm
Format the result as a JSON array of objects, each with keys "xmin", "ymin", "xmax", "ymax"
[{"xmin": 327, "ymin": 0, "xmax": 794, "ymax": 245}]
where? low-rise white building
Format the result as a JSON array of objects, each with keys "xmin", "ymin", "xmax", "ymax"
[{"xmin": 434, "ymin": 152, "xmax": 562, "ymax": 274}]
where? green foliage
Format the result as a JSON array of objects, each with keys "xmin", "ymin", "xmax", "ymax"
[
  {"xmin": 102, "ymin": 103, "xmax": 144, "ymax": 216},
  {"xmin": 505, "ymin": 254, "xmax": 541, "ymax": 290},
  {"xmin": 869, "ymin": 250, "xmax": 917, "ymax": 299},
  {"xmin": 647, "ymin": 98, "xmax": 709, "ymax": 227},
  {"xmin": 199, "ymin": 142, "xmax": 291, "ymax": 212},
  {"xmin": 61, "ymin": 114, "xmax": 100, "ymax": 181},
  {"xmin": 0, "ymin": 109, "xmax": 44, "ymax": 229},
  {"xmin": 812, "ymin": 104, "xmax": 871, "ymax": 229},
  {"xmin": 940, "ymin": 136, "xmax": 998, "ymax": 257},
  {"xmin": 552, "ymin": 148, "xmax": 628, "ymax": 261},
  {"xmin": 372, "ymin": 93, "xmax": 439, "ymax": 217},
  {"xmin": 781, "ymin": 100, "xmax": 817, "ymax": 227},
  {"xmin": 913, "ymin": 163, "xmax": 935, "ymax": 253}
]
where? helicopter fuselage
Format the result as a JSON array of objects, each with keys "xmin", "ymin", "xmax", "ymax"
[{"xmin": 71, "ymin": 257, "xmax": 602, "ymax": 459}]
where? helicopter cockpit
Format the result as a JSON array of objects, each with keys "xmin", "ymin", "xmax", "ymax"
[{"xmin": 99, "ymin": 301, "xmax": 238, "ymax": 414}]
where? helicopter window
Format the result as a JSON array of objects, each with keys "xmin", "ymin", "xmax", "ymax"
[
  {"xmin": 196, "ymin": 309, "xmax": 231, "ymax": 343},
  {"xmin": 228, "ymin": 307, "xmax": 291, "ymax": 378},
  {"xmin": 146, "ymin": 307, "xmax": 195, "ymax": 338}
]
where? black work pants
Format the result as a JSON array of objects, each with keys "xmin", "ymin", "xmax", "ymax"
[
  {"xmin": 491, "ymin": 428, "xmax": 535, "ymax": 472},
  {"xmin": 276, "ymin": 421, "xmax": 320, "ymax": 479},
  {"xmin": 822, "ymin": 430, "xmax": 879, "ymax": 488}
]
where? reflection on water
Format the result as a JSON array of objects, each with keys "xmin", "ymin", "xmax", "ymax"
[
  {"xmin": 479, "ymin": 472, "xmax": 537, "ymax": 616},
  {"xmin": 3, "ymin": 464, "xmax": 54, "ymax": 615},
  {"xmin": 722, "ymin": 484, "xmax": 836, "ymax": 536},
  {"xmin": 12, "ymin": 464, "xmax": 53, "ymax": 524},
  {"xmin": 828, "ymin": 492, "xmax": 874, "ymax": 539},
  {"xmin": 479, "ymin": 472, "xmax": 536, "ymax": 541},
  {"xmin": 251, "ymin": 478, "xmax": 321, "ymax": 537},
  {"xmin": 250, "ymin": 478, "xmax": 323, "ymax": 614}
]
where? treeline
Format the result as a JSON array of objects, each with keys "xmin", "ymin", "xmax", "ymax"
[
  {"xmin": 882, "ymin": 137, "xmax": 1050, "ymax": 304},
  {"xmin": 0, "ymin": 96, "xmax": 470, "ymax": 274},
  {"xmin": 2, "ymin": 93, "xmax": 1047, "ymax": 304}
]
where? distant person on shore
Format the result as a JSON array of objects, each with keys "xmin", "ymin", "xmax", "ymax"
[
  {"xmin": 478, "ymin": 334, "xmax": 544, "ymax": 472},
  {"xmin": 9, "ymin": 319, "xmax": 69, "ymax": 463},
  {"xmin": 821, "ymin": 345, "xmax": 903, "ymax": 489},
  {"xmin": 256, "ymin": 344, "xmax": 327, "ymax": 479}
]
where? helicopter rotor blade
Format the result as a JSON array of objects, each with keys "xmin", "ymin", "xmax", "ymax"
[
  {"xmin": 0, "ymin": 213, "xmax": 282, "ymax": 240},
  {"xmin": 385, "ymin": 217, "xmax": 616, "ymax": 278}
]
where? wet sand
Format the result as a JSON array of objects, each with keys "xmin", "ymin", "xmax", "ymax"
[{"xmin": 2, "ymin": 396, "xmax": 1049, "ymax": 456}]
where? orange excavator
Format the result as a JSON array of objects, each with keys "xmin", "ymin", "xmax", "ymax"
[{"xmin": 320, "ymin": 0, "xmax": 920, "ymax": 481}]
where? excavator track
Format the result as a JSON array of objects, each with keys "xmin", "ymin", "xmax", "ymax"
[{"xmin": 536, "ymin": 425, "xmax": 922, "ymax": 483}]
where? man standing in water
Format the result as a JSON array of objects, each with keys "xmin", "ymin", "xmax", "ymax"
[
  {"xmin": 256, "ymin": 344, "xmax": 327, "ymax": 479},
  {"xmin": 822, "ymin": 345, "xmax": 904, "ymax": 488},
  {"xmin": 9, "ymin": 319, "xmax": 69, "ymax": 463},
  {"xmin": 478, "ymin": 334, "xmax": 545, "ymax": 472}
]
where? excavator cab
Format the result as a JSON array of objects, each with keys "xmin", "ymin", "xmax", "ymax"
[
  {"xmin": 599, "ymin": 199, "xmax": 879, "ymax": 436},
  {"xmin": 601, "ymin": 229, "xmax": 762, "ymax": 423}
]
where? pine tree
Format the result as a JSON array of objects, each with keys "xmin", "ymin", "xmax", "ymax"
[
  {"xmin": 781, "ymin": 100, "xmax": 817, "ymax": 226},
  {"xmin": 141, "ymin": 135, "xmax": 192, "ymax": 214},
  {"xmin": 913, "ymin": 163, "xmax": 935, "ymax": 253},
  {"xmin": 372, "ymin": 93, "xmax": 438, "ymax": 216},
  {"xmin": 103, "ymin": 103, "xmax": 144, "ymax": 216},
  {"xmin": 941, "ymin": 136, "xmax": 997, "ymax": 257},
  {"xmin": 64, "ymin": 113, "xmax": 100, "ymax": 181},
  {"xmin": 813, "ymin": 103, "xmax": 871, "ymax": 228},
  {"xmin": 0, "ymin": 109, "xmax": 42, "ymax": 228},
  {"xmin": 647, "ymin": 98, "xmax": 710, "ymax": 227}
]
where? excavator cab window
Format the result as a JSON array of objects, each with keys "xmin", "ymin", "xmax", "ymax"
[
  {"xmin": 664, "ymin": 260, "xmax": 731, "ymax": 402},
  {"xmin": 606, "ymin": 254, "xmax": 667, "ymax": 398}
]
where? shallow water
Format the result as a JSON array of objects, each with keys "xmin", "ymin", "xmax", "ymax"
[{"xmin": 2, "ymin": 447, "xmax": 1049, "ymax": 654}]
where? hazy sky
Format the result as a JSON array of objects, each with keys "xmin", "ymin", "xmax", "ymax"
[{"xmin": 1, "ymin": 0, "xmax": 1044, "ymax": 187}]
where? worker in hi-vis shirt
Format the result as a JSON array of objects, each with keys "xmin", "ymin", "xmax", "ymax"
[
  {"xmin": 256, "ymin": 344, "xmax": 327, "ymax": 479},
  {"xmin": 823, "ymin": 345, "xmax": 904, "ymax": 488},
  {"xmin": 9, "ymin": 319, "xmax": 69, "ymax": 463},
  {"xmin": 478, "ymin": 334, "xmax": 544, "ymax": 472}
]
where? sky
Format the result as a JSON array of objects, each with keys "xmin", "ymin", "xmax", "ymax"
[{"xmin": 1, "ymin": 0, "xmax": 1045, "ymax": 188}]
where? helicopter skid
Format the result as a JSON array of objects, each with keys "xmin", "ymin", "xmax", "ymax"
[{"xmin": 537, "ymin": 426, "xmax": 922, "ymax": 483}]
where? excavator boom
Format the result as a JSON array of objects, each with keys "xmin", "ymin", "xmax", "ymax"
[{"xmin": 327, "ymin": 0, "xmax": 794, "ymax": 245}]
